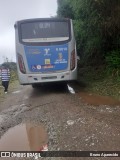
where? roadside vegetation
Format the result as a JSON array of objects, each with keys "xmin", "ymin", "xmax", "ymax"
[
  {"xmin": 78, "ymin": 65, "xmax": 120, "ymax": 100},
  {"xmin": 57, "ymin": 0, "xmax": 120, "ymax": 100}
]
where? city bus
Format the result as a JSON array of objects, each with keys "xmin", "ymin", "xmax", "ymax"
[{"xmin": 14, "ymin": 18, "xmax": 77, "ymax": 87}]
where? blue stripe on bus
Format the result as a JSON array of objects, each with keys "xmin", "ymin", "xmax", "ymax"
[{"xmin": 24, "ymin": 44, "xmax": 68, "ymax": 72}]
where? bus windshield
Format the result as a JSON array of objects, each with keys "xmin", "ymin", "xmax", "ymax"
[{"xmin": 20, "ymin": 21, "xmax": 70, "ymax": 43}]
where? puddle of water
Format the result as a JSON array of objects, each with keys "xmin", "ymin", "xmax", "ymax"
[
  {"xmin": 0, "ymin": 123, "xmax": 48, "ymax": 151},
  {"xmin": 78, "ymin": 92, "xmax": 120, "ymax": 106}
]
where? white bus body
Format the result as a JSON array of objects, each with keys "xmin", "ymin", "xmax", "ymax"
[{"xmin": 14, "ymin": 18, "xmax": 77, "ymax": 85}]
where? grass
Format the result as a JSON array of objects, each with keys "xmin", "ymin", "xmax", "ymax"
[
  {"xmin": 9, "ymin": 71, "xmax": 19, "ymax": 91},
  {"xmin": 78, "ymin": 65, "xmax": 120, "ymax": 100}
]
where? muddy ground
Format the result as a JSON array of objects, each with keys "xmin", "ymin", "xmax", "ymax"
[{"xmin": 0, "ymin": 82, "xmax": 120, "ymax": 160}]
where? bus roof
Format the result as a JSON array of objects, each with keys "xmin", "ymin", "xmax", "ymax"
[{"xmin": 15, "ymin": 17, "xmax": 71, "ymax": 24}]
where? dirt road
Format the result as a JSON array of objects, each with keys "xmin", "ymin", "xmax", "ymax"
[{"xmin": 0, "ymin": 82, "xmax": 120, "ymax": 160}]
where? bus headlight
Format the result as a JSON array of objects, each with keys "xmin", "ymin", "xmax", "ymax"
[
  {"xmin": 70, "ymin": 49, "xmax": 75, "ymax": 70},
  {"xmin": 18, "ymin": 54, "xmax": 26, "ymax": 74}
]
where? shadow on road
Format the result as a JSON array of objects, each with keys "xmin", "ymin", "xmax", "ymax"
[{"xmin": 30, "ymin": 82, "xmax": 69, "ymax": 97}]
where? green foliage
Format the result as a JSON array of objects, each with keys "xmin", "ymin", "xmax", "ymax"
[
  {"xmin": 105, "ymin": 50, "xmax": 120, "ymax": 77},
  {"xmin": 1, "ymin": 62, "xmax": 17, "ymax": 71},
  {"xmin": 78, "ymin": 66, "xmax": 120, "ymax": 100},
  {"xmin": 57, "ymin": 0, "xmax": 120, "ymax": 66},
  {"xmin": 10, "ymin": 70, "xmax": 18, "ymax": 82},
  {"xmin": 57, "ymin": 0, "xmax": 120, "ymax": 98},
  {"xmin": 106, "ymin": 50, "xmax": 120, "ymax": 69},
  {"xmin": 57, "ymin": 0, "xmax": 74, "ymax": 18}
]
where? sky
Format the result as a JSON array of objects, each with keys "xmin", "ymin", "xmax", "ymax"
[{"xmin": 0, "ymin": 0, "xmax": 57, "ymax": 64}]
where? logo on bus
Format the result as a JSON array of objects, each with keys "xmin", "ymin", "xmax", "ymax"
[
  {"xmin": 44, "ymin": 48, "xmax": 50, "ymax": 54},
  {"xmin": 45, "ymin": 59, "xmax": 50, "ymax": 65}
]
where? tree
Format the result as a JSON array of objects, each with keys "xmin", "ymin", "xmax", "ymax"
[
  {"xmin": 57, "ymin": 0, "xmax": 120, "ymax": 66},
  {"xmin": 1, "ymin": 62, "xmax": 17, "ymax": 71},
  {"xmin": 57, "ymin": 0, "xmax": 74, "ymax": 18}
]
